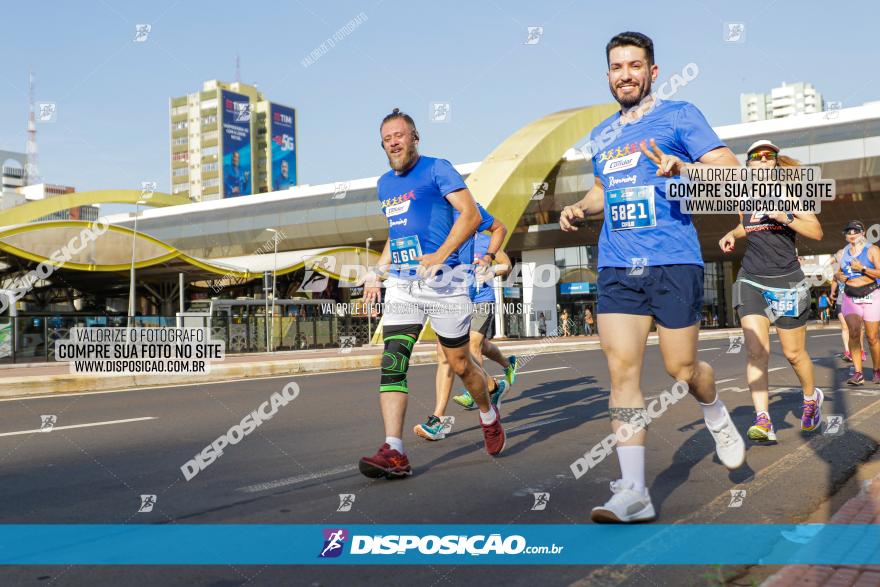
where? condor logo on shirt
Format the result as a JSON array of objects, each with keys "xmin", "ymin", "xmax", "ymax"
[
  {"xmin": 381, "ymin": 190, "xmax": 416, "ymax": 214},
  {"xmin": 385, "ymin": 200, "xmax": 411, "ymax": 217},
  {"xmin": 603, "ymin": 151, "xmax": 641, "ymax": 175}
]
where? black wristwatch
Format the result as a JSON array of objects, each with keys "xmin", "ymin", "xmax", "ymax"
[{"xmin": 484, "ymin": 252, "xmax": 496, "ymax": 261}]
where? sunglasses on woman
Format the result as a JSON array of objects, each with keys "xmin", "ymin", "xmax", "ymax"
[
  {"xmin": 844, "ymin": 229, "xmax": 864, "ymax": 235},
  {"xmin": 748, "ymin": 151, "xmax": 777, "ymax": 161}
]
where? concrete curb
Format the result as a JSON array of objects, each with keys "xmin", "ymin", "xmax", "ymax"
[{"xmin": 0, "ymin": 324, "xmax": 839, "ymax": 399}]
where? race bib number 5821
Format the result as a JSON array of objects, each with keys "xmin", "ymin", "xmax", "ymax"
[{"xmin": 607, "ymin": 186, "xmax": 657, "ymax": 231}]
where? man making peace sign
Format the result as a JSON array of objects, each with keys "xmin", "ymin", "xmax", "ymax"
[{"xmin": 559, "ymin": 31, "xmax": 745, "ymax": 523}]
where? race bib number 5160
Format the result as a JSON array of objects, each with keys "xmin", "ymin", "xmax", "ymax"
[{"xmin": 390, "ymin": 235, "xmax": 423, "ymax": 266}]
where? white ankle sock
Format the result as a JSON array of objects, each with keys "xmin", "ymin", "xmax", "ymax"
[
  {"xmin": 699, "ymin": 395, "xmax": 727, "ymax": 426},
  {"xmin": 616, "ymin": 446, "xmax": 646, "ymax": 491},
  {"xmin": 479, "ymin": 406, "xmax": 497, "ymax": 425},
  {"xmin": 385, "ymin": 436, "xmax": 404, "ymax": 454}
]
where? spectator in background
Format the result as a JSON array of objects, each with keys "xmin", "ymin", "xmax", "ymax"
[
  {"xmin": 584, "ymin": 308, "xmax": 595, "ymax": 336},
  {"xmin": 818, "ymin": 292, "xmax": 830, "ymax": 324}
]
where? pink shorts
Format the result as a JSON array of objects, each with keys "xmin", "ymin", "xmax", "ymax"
[{"xmin": 842, "ymin": 287, "xmax": 880, "ymax": 321}]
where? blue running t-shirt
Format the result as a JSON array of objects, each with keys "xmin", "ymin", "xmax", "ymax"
[
  {"xmin": 590, "ymin": 100, "xmax": 724, "ymax": 269},
  {"xmin": 469, "ymin": 232, "xmax": 497, "ymax": 303},
  {"xmin": 455, "ymin": 203, "xmax": 494, "ymax": 274},
  {"xmin": 377, "ymin": 156, "xmax": 468, "ymax": 277}
]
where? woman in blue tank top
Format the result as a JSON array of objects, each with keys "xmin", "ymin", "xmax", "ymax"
[{"xmin": 835, "ymin": 220, "xmax": 880, "ymax": 385}]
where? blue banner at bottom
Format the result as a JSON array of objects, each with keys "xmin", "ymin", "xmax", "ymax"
[{"xmin": 0, "ymin": 524, "xmax": 877, "ymax": 565}]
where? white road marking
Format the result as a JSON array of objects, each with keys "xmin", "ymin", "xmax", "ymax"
[
  {"xmin": 515, "ymin": 367, "xmax": 569, "ymax": 376},
  {"xmin": 768, "ymin": 366, "xmax": 787, "ymax": 372},
  {"xmin": 0, "ymin": 371, "xmax": 384, "ymax": 401},
  {"xmin": 645, "ymin": 377, "xmax": 742, "ymax": 399},
  {"xmin": 508, "ymin": 417, "xmax": 570, "ymax": 433},
  {"xmin": 1, "ymin": 365, "xmax": 574, "ymax": 404},
  {"xmin": 810, "ymin": 333, "xmax": 842, "ymax": 338},
  {"xmin": 237, "ymin": 464, "xmax": 358, "ymax": 493},
  {"xmin": 0, "ymin": 417, "xmax": 156, "ymax": 437},
  {"xmin": 698, "ymin": 347, "xmax": 722, "ymax": 351}
]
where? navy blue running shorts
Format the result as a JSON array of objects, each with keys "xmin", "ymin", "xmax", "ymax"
[{"xmin": 597, "ymin": 265, "xmax": 704, "ymax": 329}]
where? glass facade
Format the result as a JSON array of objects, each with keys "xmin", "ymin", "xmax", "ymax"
[
  {"xmin": 500, "ymin": 255, "xmax": 525, "ymax": 338},
  {"xmin": 701, "ymin": 262, "xmax": 727, "ymax": 328},
  {"xmin": 554, "ymin": 245, "xmax": 598, "ymax": 336},
  {"xmin": 550, "ymin": 246, "xmax": 728, "ymax": 331}
]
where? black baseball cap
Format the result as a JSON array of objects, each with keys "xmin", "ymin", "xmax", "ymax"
[{"xmin": 843, "ymin": 220, "xmax": 866, "ymax": 233}]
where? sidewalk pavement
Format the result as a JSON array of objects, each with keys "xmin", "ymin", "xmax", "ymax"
[
  {"xmin": 763, "ymin": 467, "xmax": 880, "ymax": 587},
  {"xmin": 0, "ymin": 323, "xmax": 839, "ymax": 399}
]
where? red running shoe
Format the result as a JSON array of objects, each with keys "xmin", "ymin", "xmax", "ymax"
[
  {"xmin": 481, "ymin": 413, "xmax": 506, "ymax": 456},
  {"xmin": 358, "ymin": 443, "xmax": 412, "ymax": 479}
]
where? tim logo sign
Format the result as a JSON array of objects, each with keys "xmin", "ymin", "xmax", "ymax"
[{"xmin": 319, "ymin": 528, "xmax": 348, "ymax": 558}]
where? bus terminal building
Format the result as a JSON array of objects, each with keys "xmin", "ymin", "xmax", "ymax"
[{"xmin": 0, "ymin": 100, "xmax": 878, "ymax": 352}]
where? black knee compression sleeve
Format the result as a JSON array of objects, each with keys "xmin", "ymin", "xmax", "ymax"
[
  {"xmin": 380, "ymin": 324, "xmax": 421, "ymax": 393},
  {"xmin": 437, "ymin": 332, "xmax": 470, "ymax": 349}
]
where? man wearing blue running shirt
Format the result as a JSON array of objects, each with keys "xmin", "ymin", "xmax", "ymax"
[
  {"xmin": 447, "ymin": 231, "xmax": 517, "ymax": 411},
  {"xmin": 414, "ymin": 214, "xmax": 518, "ymax": 441},
  {"xmin": 560, "ymin": 32, "xmax": 746, "ymax": 523},
  {"xmin": 358, "ymin": 109, "xmax": 506, "ymax": 479}
]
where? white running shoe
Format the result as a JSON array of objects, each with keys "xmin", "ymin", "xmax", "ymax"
[
  {"xmin": 591, "ymin": 480, "xmax": 656, "ymax": 523},
  {"xmin": 706, "ymin": 404, "xmax": 746, "ymax": 470}
]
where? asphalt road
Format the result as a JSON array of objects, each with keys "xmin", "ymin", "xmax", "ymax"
[{"xmin": 1, "ymin": 329, "xmax": 878, "ymax": 586}]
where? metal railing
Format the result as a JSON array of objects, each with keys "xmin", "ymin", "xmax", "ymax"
[{"xmin": 0, "ymin": 314, "xmax": 375, "ymax": 364}]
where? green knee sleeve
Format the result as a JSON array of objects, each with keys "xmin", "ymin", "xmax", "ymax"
[{"xmin": 380, "ymin": 328, "xmax": 419, "ymax": 393}]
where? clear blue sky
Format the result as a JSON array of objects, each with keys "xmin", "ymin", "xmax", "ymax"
[{"xmin": 1, "ymin": 0, "xmax": 876, "ymax": 203}]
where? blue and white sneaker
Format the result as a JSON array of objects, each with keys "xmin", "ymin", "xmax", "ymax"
[
  {"xmin": 413, "ymin": 415, "xmax": 447, "ymax": 441},
  {"xmin": 490, "ymin": 379, "xmax": 509, "ymax": 414}
]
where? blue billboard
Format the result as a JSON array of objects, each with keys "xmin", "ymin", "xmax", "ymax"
[
  {"xmin": 221, "ymin": 90, "xmax": 252, "ymax": 197},
  {"xmin": 560, "ymin": 282, "xmax": 594, "ymax": 295},
  {"xmin": 269, "ymin": 103, "xmax": 297, "ymax": 190}
]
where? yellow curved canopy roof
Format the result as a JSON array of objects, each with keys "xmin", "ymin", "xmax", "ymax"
[{"xmin": 0, "ymin": 220, "xmax": 379, "ymax": 279}]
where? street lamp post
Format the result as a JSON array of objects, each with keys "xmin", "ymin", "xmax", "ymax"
[
  {"xmin": 365, "ymin": 236, "xmax": 373, "ymax": 345},
  {"xmin": 128, "ymin": 198, "xmax": 148, "ymax": 328},
  {"xmin": 263, "ymin": 271, "xmax": 270, "ymax": 353},
  {"xmin": 265, "ymin": 228, "xmax": 280, "ymax": 353}
]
